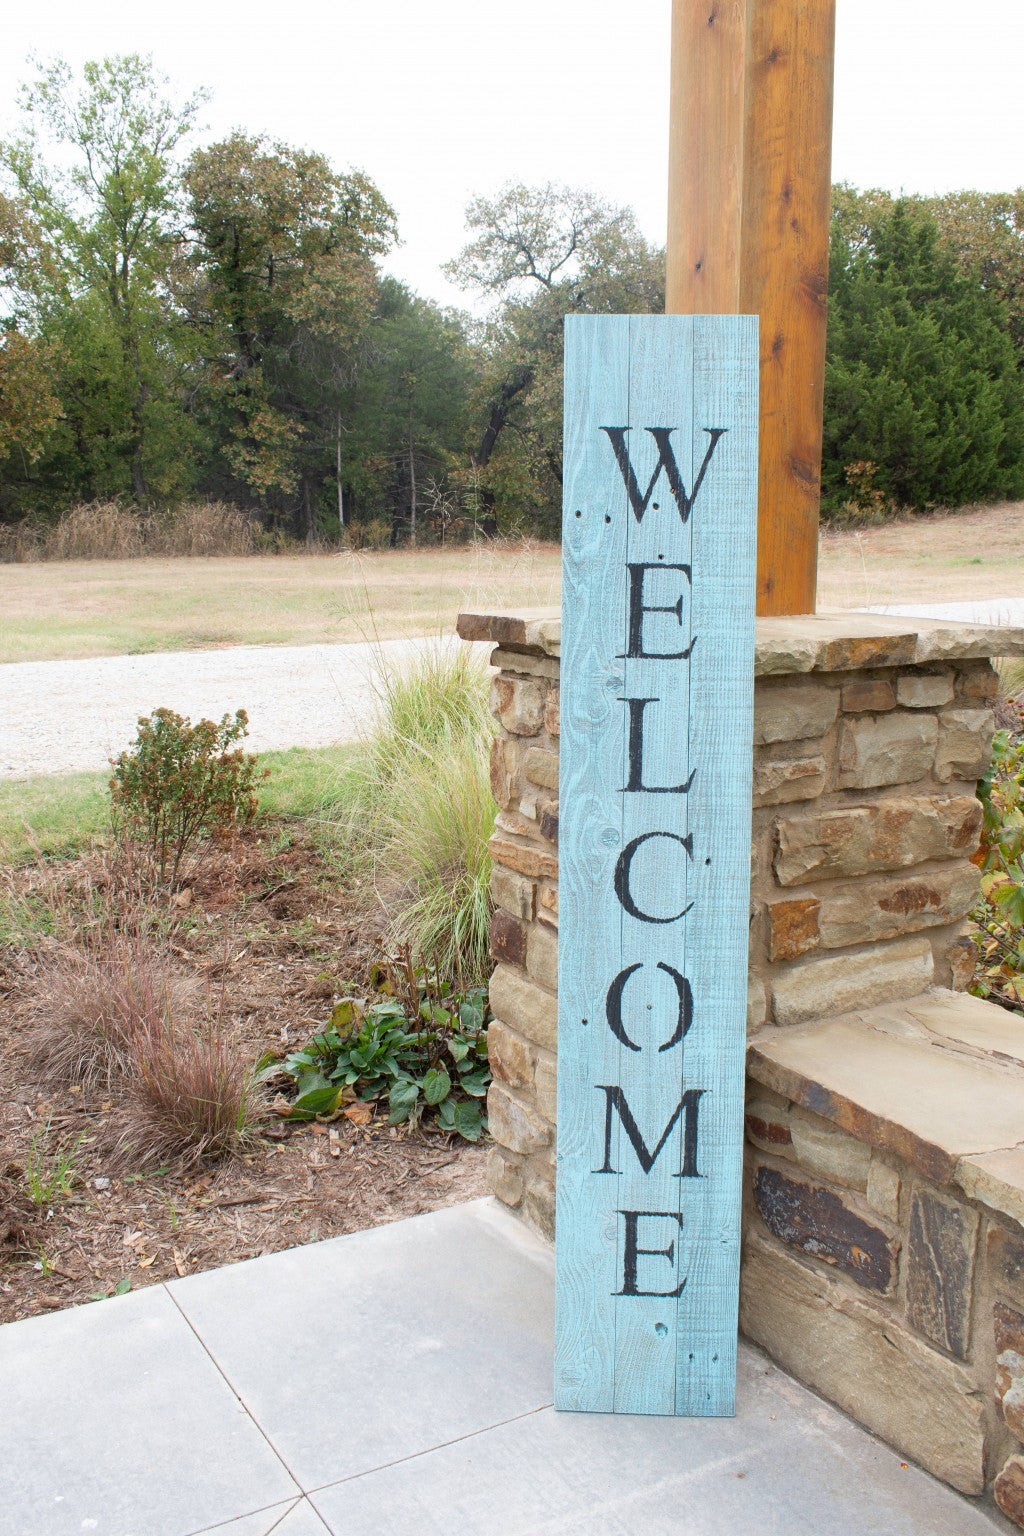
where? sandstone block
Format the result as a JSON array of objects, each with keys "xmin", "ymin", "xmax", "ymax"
[
  {"xmin": 487, "ymin": 1145, "xmax": 524, "ymax": 1208},
  {"xmin": 745, "ymin": 1100, "xmax": 794, "ymax": 1154},
  {"xmin": 988, "ymin": 1225, "xmax": 1024, "ymax": 1306},
  {"xmin": 491, "ymin": 675, "xmax": 547, "ymax": 736},
  {"xmin": 752, "ymin": 755, "xmax": 827, "ymax": 807},
  {"xmin": 897, "ymin": 672, "xmax": 955, "ymax": 709},
  {"xmin": 957, "ymin": 661, "xmax": 999, "ymax": 703},
  {"xmin": 740, "ymin": 1235, "xmax": 985, "ymax": 1494},
  {"xmin": 491, "ymin": 865, "xmax": 536, "ymax": 923},
  {"xmin": 842, "ymin": 679, "xmax": 896, "ymax": 713},
  {"xmin": 771, "ymin": 937, "xmax": 934, "ymax": 1027},
  {"xmin": 766, "ymin": 897, "xmax": 821, "ymax": 961},
  {"xmin": 837, "ymin": 712, "xmax": 938, "ymax": 789},
  {"xmin": 489, "ymin": 736, "xmax": 520, "ymax": 809},
  {"xmin": 866, "ymin": 1158, "xmax": 901, "ymax": 1222},
  {"xmin": 538, "ymin": 883, "xmax": 558, "ymax": 926},
  {"xmin": 814, "ymin": 865, "xmax": 980, "ymax": 950},
  {"xmin": 747, "ymin": 976, "xmax": 767, "ymax": 1033},
  {"xmin": 490, "ymin": 909, "xmax": 527, "ymax": 967},
  {"xmin": 906, "ymin": 1188, "xmax": 977, "ymax": 1359},
  {"xmin": 934, "ymin": 707, "xmax": 994, "ymax": 783},
  {"xmin": 490, "ymin": 647, "xmax": 560, "ymax": 680},
  {"xmin": 526, "ymin": 921, "xmax": 559, "ymax": 991},
  {"xmin": 524, "ymin": 1169, "xmax": 556, "ymax": 1240},
  {"xmin": 957, "ymin": 1146, "xmax": 1024, "ymax": 1228},
  {"xmin": 995, "ymin": 1304, "xmax": 1024, "ymax": 1441},
  {"xmin": 523, "ymin": 746, "xmax": 559, "ymax": 792},
  {"xmin": 746, "ymin": 1100, "xmax": 873, "ymax": 1190},
  {"xmin": 534, "ymin": 1052, "xmax": 557, "ymax": 1122},
  {"xmin": 753, "ymin": 1165, "xmax": 896, "ymax": 1290},
  {"xmin": 544, "ymin": 686, "xmax": 560, "ymax": 738},
  {"xmin": 487, "ymin": 1019, "xmax": 534, "ymax": 1092},
  {"xmin": 539, "ymin": 802, "xmax": 559, "ymax": 846},
  {"xmin": 995, "ymin": 1455, "xmax": 1024, "ymax": 1528},
  {"xmin": 753, "ymin": 683, "xmax": 839, "ymax": 745},
  {"xmin": 495, "ymin": 808, "xmax": 537, "ymax": 839},
  {"xmin": 489, "ymin": 964, "xmax": 558, "ymax": 1052},
  {"xmin": 947, "ymin": 935, "xmax": 977, "ymax": 992},
  {"xmin": 487, "ymin": 1084, "xmax": 550, "ymax": 1156},
  {"xmin": 773, "ymin": 795, "xmax": 982, "ymax": 886},
  {"xmin": 489, "ymin": 834, "xmax": 558, "ymax": 882},
  {"xmin": 789, "ymin": 1114, "xmax": 872, "ymax": 1191}
]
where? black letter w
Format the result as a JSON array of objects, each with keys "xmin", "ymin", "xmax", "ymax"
[{"xmin": 600, "ymin": 426, "xmax": 726, "ymax": 523}]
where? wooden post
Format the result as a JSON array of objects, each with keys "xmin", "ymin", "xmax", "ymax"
[{"xmin": 667, "ymin": 0, "xmax": 836, "ymax": 616}]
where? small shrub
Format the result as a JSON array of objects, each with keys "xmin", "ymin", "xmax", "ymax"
[
  {"xmin": 971, "ymin": 728, "xmax": 1024, "ymax": 1011},
  {"xmin": 110, "ymin": 708, "xmax": 266, "ymax": 884},
  {"xmin": 267, "ymin": 956, "xmax": 489, "ymax": 1141}
]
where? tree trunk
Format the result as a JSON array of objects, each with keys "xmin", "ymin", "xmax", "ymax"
[
  {"xmin": 408, "ymin": 418, "xmax": 417, "ymax": 547},
  {"xmin": 336, "ymin": 413, "xmax": 345, "ymax": 529}
]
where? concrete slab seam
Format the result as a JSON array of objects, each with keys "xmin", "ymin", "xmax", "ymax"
[{"xmin": 163, "ymin": 1282, "xmax": 307, "ymax": 1494}]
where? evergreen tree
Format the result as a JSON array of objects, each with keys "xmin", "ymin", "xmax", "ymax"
[{"xmin": 823, "ymin": 200, "xmax": 1024, "ymax": 515}]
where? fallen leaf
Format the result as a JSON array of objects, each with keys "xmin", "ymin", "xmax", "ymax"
[
  {"xmin": 343, "ymin": 1102, "xmax": 373, "ymax": 1126},
  {"xmin": 138, "ymin": 1254, "xmax": 157, "ymax": 1269},
  {"xmin": 172, "ymin": 1248, "xmax": 188, "ymax": 1278}
]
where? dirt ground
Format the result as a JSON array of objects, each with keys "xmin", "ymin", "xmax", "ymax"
[{"xmin": 0, "ymin": 827, "xmax": 489, "ymax": 1325}]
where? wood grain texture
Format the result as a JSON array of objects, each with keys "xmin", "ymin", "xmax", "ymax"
[
  {"xmin": 555, "ymin": 314, "xmax": 758, "ymax": 1416},
  {"xmin": 666, "ymin": 0, "xmax": 835, "ymax": 618}
]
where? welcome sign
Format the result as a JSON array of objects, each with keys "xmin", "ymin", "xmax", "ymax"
[{"xmin": 554, "ymin": 314, "xmax": 758, "ymax": 1417}]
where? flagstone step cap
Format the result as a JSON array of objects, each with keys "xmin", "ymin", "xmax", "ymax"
[
  {"xmin": 747, "ymin": 990, "xmax": 1024, "ymax": 1204},
  {"xmin": 457, "ymin": 609, "xmax": 1024, "ymax": 671}
]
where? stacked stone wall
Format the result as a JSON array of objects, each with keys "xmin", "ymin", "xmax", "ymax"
[{"xmin": 458, "ymin": 608, "xmax": 1024, "ymax": 1520}]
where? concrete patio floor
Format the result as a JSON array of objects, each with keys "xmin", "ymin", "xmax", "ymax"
[{"xmin": 0, "ymin": 1197, "xmax": 1007, "ymax": 1536}]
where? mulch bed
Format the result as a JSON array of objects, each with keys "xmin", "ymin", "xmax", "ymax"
[{"xmin": 0, "ymin": 825, "xmax": 488, "ymax": 1325}]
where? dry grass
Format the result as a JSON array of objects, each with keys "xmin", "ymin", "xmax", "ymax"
[
  {"xmin": 115, "ymin": 1011, "xmax": 258, "ymax": 1171},
  {"xmin": 0, "ymin": 501, "xmax": 256, "ymax": 563},
  {"xmin": 816, "ymin": 501, "xmax": 1024, "ymax": 609},
  {"xmin": 25, "ymin": 933, "xmax": 191, "ymax": 1093},
  {"xmin": 0, "ymin": 502, "xmax": 1021, "ymax": 666},
  {"xmin": 0, "ymin": 539, "xmax": 562, "ymax": 663},
  {"xmin": 12, "ymin": 842, "xmax": 259, "ymax": 1171}
]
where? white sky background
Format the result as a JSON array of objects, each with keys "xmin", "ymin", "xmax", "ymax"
[{"xmin": 1, "ymin": 1, "xmax": 1022, "ymax": 311}]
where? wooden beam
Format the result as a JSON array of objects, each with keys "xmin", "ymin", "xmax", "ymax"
[{"xmin": 666, "ymin": 0, "xmax": 836, "ymax": 617}]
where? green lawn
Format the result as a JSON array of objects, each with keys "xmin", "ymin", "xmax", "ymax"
[{"xmin": 0, "ymin": 744, "xmax": 360, "ymax": 864}]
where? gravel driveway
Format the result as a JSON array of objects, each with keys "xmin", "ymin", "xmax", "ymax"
[{"xmin": 0, "ymin": 635, "xmax": 478, "ymax": 780}]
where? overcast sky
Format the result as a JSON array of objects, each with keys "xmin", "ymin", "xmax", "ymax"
[{"xmin": 2, "ymin": 1, "xmax": 1021, "ymax": 309}]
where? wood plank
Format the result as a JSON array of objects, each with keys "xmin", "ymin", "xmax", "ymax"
[
  {"xmin": 555, "ymin": 315, "xmax": 758, "ymax": 1416},
  {"xmin": 666, "ymin": 0, "xmax": 836, "ymax": 618},
  {"xmin": 554, "ymin": 314, "xmax": 631, "ymax": 1413}
]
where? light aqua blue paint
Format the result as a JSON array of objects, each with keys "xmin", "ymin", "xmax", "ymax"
[{"xmin": 555, "ymin": 314, "xmax": 758, "ymax": 1417}]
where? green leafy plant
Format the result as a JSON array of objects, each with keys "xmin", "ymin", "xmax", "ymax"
[
  {"xmin": 267, "ymin": 955, "xmax": 489, "ymax": 1141},
  {"xmin": 25, "ymin": 1116, "xmax": 83, "ymax": 1205},
  {"xmin": 971, "ymin": 728, "xmax": 1024, "ymax": 1010},
  {"xmin": 109, "ymin": 707, "xmax": 266, "ymax": 883}
]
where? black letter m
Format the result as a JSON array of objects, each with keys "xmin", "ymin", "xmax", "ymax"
[{"xmin": 600, "ymin": 426, "xmax": 726, "ymax": 523}]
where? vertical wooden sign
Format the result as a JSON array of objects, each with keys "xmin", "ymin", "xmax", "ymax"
[{"xmin": 555, "ymin": 314, "xmax": 758, "ymax": 1417}]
